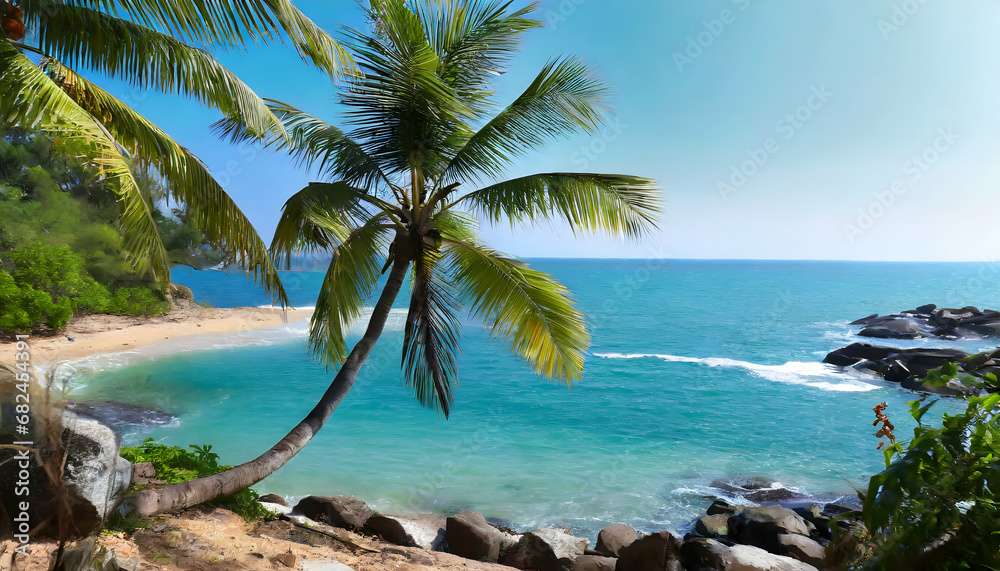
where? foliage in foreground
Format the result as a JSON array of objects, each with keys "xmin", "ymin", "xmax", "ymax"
[
  {"xmin": 113, "ymin": 439, "xmax": 274, "ymax": 527},
  {"xmin": 858, "ymin": 365, "xmax": 1000, "ymax": 570}
]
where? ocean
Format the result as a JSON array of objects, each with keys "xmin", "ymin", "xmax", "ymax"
[{"xmin": 61, "ymin": 259, "xmax": 999, "ymax": 539}]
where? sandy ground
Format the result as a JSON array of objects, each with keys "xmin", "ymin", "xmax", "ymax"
[
  {"xmin": 1, "ymin": 507, "xmax": 513, "ymax": 571},
  {"xmin": 5, "ymin": 305, "xmax": 314, "ymax": 369}
]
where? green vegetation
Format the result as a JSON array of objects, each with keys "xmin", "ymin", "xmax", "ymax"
[
  {"xmin": 0, "ymin": 129, "xmax": 229, "ymax": 334},
  {"xmin": 113, "ymin": 438, "xmax": 275, "ymax": 526},
  {"xmin": 855, "ymin": 363, "xmax": 1000, "ymax": 570}
]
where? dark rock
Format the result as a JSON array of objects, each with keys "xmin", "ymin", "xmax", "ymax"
[
  {"xmin": 292, "ymin": 495, "xmax": 372, "ymax": 530},
  {"xmin": 693, "ymin": 514, "xmax": 729, "ymax": 537},
  {"xmin": 706, "ymin": 500, "xmax": 740, "ymax": 516},
  {"xmin": 822, "ymin": 343, "xmax": 894, "ymax": 367},
  {"xmin": 914, "ymin": 303, "xmax": 937, "ymax": 314},
  {"xmin": 65, "ymin": 401, "xmax": 174, "ymax": 433},
  {"xmin": 446, "ymin": 510, "xmax": 505, "ymax": 562},
  {"xmin": 728, "ymin": 506, "xmax": 813, "ymax": 554},
  {"xmin": 851, "ymin": 305, "xmax": 1000, "ymax": 341},
  {"xmin": 823, "ymin": 502, "xmax": 860, "ymax": 516},
  {"xmin": 571, "ymin": 554, "xmax": 617, "ymax": 571},
  {"xmin": 681, "ymin": 538, "xmax": 819, "ymax": 571},
  {"xmin": 595, "ymin": 524, "xmax": 637, "ymax": 556},
  {"xmin": 504, "ymin": 528, "xmax": 588, "ymax": 571},
  {"xmin": 709, "ymin": 477, "xmax": 804, "ymax": 503},
  {"xmin": 365, "ymin": 513, "xmax": 447, "ymax": 551},
  {"xmin": 615, "ymin": 531, "xmax": 683, "ymax": 571},
  {"xmin": 849, "ymin": 313, "xmax": 878, "ymax": 325},
  {"xmin": 777, "ymin": 534, "xmax": 826, "ymax": 567},
  {"xmin": 257, "ymin": 493, "xmax": 288, "ymax": 506},
  {"xmin": 745, "ymin": 488, "xmax": 802, "ymax": 502}
]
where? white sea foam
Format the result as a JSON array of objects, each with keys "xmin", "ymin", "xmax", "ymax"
[{"xmin": 593, "ymin": 352, "xmax": 879, "ymax": 392}]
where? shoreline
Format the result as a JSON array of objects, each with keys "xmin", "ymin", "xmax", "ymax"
[{"xmin": 20, "ymin": 304, "xmax": 314, "ymax": 369}]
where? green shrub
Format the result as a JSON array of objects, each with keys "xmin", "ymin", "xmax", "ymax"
[
  {"xmin": 0, "ymin": 271, "xmax": 73, "ymax": 333},
  {"xmin": 107, "ymin": 287, "xmax": 169, "ymax": 317},
  {"xmin": 116, "ymin": 439, "xmax": 275, "ymax": 523},
  {"xmin": 859, "ymin": 388, "xmax": 1000, "ymax": 570}
]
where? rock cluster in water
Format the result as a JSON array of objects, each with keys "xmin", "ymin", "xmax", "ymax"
[
  {"xmin": 261, "ymin": 489, "xmax": 859, "ymax": 571},
  {"xmin": 851, "ymin": 304, "xmax": 1000, "ymax": 340},
  {"xmin": 823, "ymin": 304, "xmax": 1000, "ymax": 395}
]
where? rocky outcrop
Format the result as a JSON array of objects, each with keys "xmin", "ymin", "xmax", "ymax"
[
  {"xmin": 616, "ymin": 531, "xmax": 684, "ymax": 571},
  {"xmin": 594, "ymin": 524, "xmax": 636, "ymax": 557},
  {"xmin": 365, "ymin": 513, "xmax": 447, "ymax": 551},
  {"xmin": 293, "ymin": 496, "xmax": 373, "ymax": 530},
  {"xmin": 728, "ymin": 506, "xmax": 814, "ymax": 554},
  {"xmin": 570, "ymin": 554, "xmax": 616, "ymax": 570},
  {"xmin": 65, "ymin": 401, "xmax": 175, "ymax": 434},
  {"xmin": 823, "ymin": 343, "xmax": 996, "ymax": 394},
  {"xmin": 502, "ymin": 528, "xmax": 588, "ymax": 571},
  {"xmin": 852, "ymin": 304, "xmax": 1000, "ymax": 340},
  {"xmin": 681, "ymin": 538, "xmax": 818, "ymax": 571},
  {"xmin": 446, "ymin": 511, "xmax": 506, "ymax": 562},
  {"xmin": 708, "ymin": 477, "xmax": 805, "ymax": 503}
]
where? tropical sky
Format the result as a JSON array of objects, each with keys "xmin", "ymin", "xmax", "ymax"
[{"xmin": 94, "ymin": 0, "xmax": 1000, "ymax": 261}]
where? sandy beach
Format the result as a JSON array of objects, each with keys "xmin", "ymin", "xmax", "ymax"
[{"xmin": 14, "ymin": 305, "xmax": 314, "ymax": 368}]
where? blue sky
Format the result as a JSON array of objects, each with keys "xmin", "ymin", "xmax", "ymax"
[{"xmin": 100, "ymin": 0, "xmax": 1000, "ymax": 261}]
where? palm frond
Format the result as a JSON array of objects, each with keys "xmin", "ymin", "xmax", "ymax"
[
  {"xmin": 0, "ymin": 44, "xmax": 169, "ymax": 282},
  {"xmin": 34, "ymin": 3, "xmax": 285, "ymax": 137},
  {"xmin": 443, "ymin": 56, "xmax": 609, "ymax": 184},
  {"xmin": 402, "ymin": 246, "xmax": 462, "ymax": 417},
  {"xmin": 461, "ymin": 172, "xmax": 662, "ymax": 239},
  {"xmin": 414, "ymin": 0, "xmax": 541, "ymax": 115},
  {"xmin": 43, "ymin": 60, "xmax": 287, "ymax": 301},
  {"xmin": 270, "ymin": 181, "xmax": 392, "ymax": 269},
  {"xmin": 443, "ymin": 237, "xmax": 587, "ymax": 381},
  {"xmin": 43, "ymin": 0, "xmax": 354, "ymax": 79},
  {"xmin": 310, "ymin": 223, "xmax": 393, "ymax": 367},
  {"xmin": 342, "ymin": 0, "xmax": 463, "ymax": 177},
  {"xmin": 213, "ymin": 100, "xmax": 390, "ymax": 192}
]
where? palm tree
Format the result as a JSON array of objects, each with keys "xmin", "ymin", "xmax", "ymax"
[
  {"xmin": 0, "ymin": 0, "xmax": 354, "ymax": 299},
  {"xmin": 131, "ymin": 0, "xmax": 661, "ymax": 516}
]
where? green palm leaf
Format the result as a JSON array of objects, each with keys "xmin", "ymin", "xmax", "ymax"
[
  {"xmin": 42, "ymin": 59, "xmax": 286, "ymax": 300},
  {"xmin": 270, "ymin": 181, "xmax": 395, "ymax": 269},
  {"xmin": 0, "ymin": 44, "xmax": 170, "ymax": 282},
  {"xmin": 34, "ymin": 3, "xmax": 286, "ymax": 137},
  {"xmin": 402, "ymin": 246, "xmax": 462, "ymax": 417},
  {"xmin": 460, "ymin": 172, "xmax": 661, "ymax": 239},
  {"xmin": 214, "ymin": 100, "xmax": 391, "ymax": 192},
  {"xmin": 48, "ymin": 0, "xmax": 354, "ymax": 79},
  {"xmin": 310, "ymin": 223, "xmax": 394, "ymax": 367},
  {"xmin": 443, "ymin": 56, "xmax": 609, "ymax": 183},
  {"xmin": 442, "ymin": 236, "xmax": 588, "ymax": 381}
]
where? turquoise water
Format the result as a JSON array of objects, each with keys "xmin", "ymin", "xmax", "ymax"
[{"xmin": 68, "ymin": 260, "xmax": 999, "ymax": 538}]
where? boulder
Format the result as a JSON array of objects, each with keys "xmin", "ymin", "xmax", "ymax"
[
  {"xmin": 693, "ymin": 514, "xmax": 729, "ymax": 537},
  {"xmin": 728, "ymin": 506, "xmax": 813, "ymax": 554},
  {"xmin": 503, "ymin": 528, "xmax": 588, "ymax": 571},
  {"xmin": 595, "ymin": 524, "xmax": 637, "ymax": 556},
  {"xmin": 706, "ymin": 500, "xmax": 740, "ymax": 516},
  {"xmin": 258, "ymin": 494, "xmax": 289, "ymax": 507},
  {"xmin": 446, "ymin": 510, "xmax": 505, "ymax": 562},
  {"xmin": 850, "ymin": 305, "xmax": 1000, "ymax": 341},
  {"xmin": 777, "ymin": 534, "xmax": 826, "ymax": 567},
  {"xmin": 364, "ymin": 513, "xmax": 447, "ymax": 551},
  {"xmin": 615, "ymin": 531, "xmax": 683, "ymax": 571},
  {"xmin": 65, "ymin": 401, "xmax": 174, "ymax": 433},
  {"xmin": 292, "ymin": 496, "xmax": 372, "ymax": 530},
  {"xmin": 681, "ymin": 538, "xmax": 818, "ymax": 571},
  {"xmin": 571, "ymin": 554, "xmax": 617, "ymax": 571},
  {"xmin": 59, "ymin": 409, "xmax": 132, "ymax": 535}
]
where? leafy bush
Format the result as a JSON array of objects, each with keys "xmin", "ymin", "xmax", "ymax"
[
  {"xmin": 117, "ymin": 439, "xmax": 274, "ymax": 522},
  {"xmin": 0, "ymin": 271, "xmax": 73, "ymax": 332},
  {"xmin": 107, "ymin": 287, "xmax": 170, "ymax": 317},
  {"xmin": 859, "ymin": 390, "xmax": 1000, "ymax": 570}
]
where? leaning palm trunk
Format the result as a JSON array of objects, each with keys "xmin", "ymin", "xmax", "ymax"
[{"xmin": 132, "ymin": 257, "xmax": 409, "ymax": 516}]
